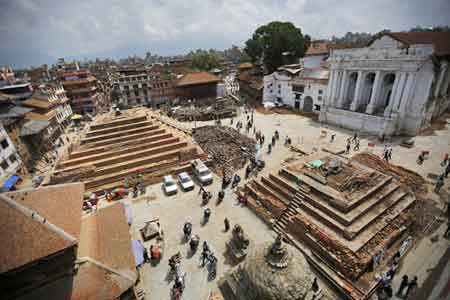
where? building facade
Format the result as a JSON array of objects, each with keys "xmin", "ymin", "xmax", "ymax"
[
  {"xmin": 320, "ymin": 32, "xmax": 450, "ymax": 136},
  {"xmin": 62, "ymin": 70, "xmax": 104, "ymax": 115},
  {"xmin": 263, "ymin": 64, "xmax": 329, "ymax": 112},
  {"xmin": 0, "ymin": 123, "xmax": 22, "ymax": 180},
  {"xmin": 115, "ymin": 68, "xmax": 151, "ymax": 108}
]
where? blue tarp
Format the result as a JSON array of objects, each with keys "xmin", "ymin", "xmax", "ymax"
[
  {"xmin": 123, "ymin": 203, "xmax": 133, "ymax": 225},
  {"xmin": 2, "ymin": 175, "xmax": 20, "ymax": 190},
  {"xmin": 132, "ymin": 240, "xmax": 145, "ymax": 266}
]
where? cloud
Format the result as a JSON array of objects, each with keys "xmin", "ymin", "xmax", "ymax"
[{"xmin": 0, "ymin": 0, "xmax": 449, "ymax": 68}]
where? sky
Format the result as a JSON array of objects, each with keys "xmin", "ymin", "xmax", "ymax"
[{"xmin": 1, "ymin": 0, "xmax": 449, "ymax": 68}]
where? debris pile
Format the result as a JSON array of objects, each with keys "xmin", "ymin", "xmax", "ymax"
[
  {"xmin": 193, "ymin": 126, "xmax": 256, "ymax": 176},
  {"xmin": 352, "ymin": 153, "xmax": 427, "ymax": 194},
  {"xmin": 50, "ymin": 166, "xmax": 95, "ymax": 184},
  {"xmin": 169, "ymin": 97, "xmax": 237, "ymax": 122}
]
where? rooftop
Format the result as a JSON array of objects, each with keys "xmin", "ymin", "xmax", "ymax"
[
  {"xmin": 384, "ymin": 31, "xmax": 450, "ymax": 56},
  {"xmin": 305, "ymin": 42, "xmax": 329, "ymax": 56},
  {"xmin": 0, "ymin": 183, "xmax": 84, "ymax": 273},
  {"xmin": 176, "ymin": 71, "xmax": 220, "ymax": 87},
  {"xmin": 22, "ymin": 98, "xmax": 53, "ymax": 109}
]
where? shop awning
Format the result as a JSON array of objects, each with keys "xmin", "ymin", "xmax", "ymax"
[{"xmin": 2, "ymin": 175, "xmax": 21, "ymax": 190}]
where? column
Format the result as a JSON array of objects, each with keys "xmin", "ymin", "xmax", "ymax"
[
  {"xmin": 439, "ymin": 64, "xmax": 450, "ymax": 96},
  {"xmin": 332, "ymin": 70, "xmax": 341, "ymax": 107},
  {"xmin": 351, "ymin": 71, "xmax": 363, "ymax": 111},
  {"xmin": 366, "ymin": 71, "xmax": 382, "ymax": 114},
  {"xmin": 385, "ymin": 72, "xmax": 405, "ymax": 117},
  {"xmin": 434, "ymin": 63, "xmax": 448, "ymax": 97},
  {"xmin": 337, "ymin": 70, "xmax": 348, "ymax": 108},
  {"xmin": 398, "ymin": 73, "xmax": 416, "ymax": 114},
  {"xmin": 326, "ymin": 70, "xmax": 335, "ymax": 107}
]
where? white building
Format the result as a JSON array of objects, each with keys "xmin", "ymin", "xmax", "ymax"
[
  {"xmin": 320, "ymin": 32, "xmax": 450, "ymax": 136},
  {"xmin": 263, "ymin": 64, "xmax": 329, "ymax": 112},
  {"xmin": 0, "ymin": 123, "xmax": 22, "ymax": 180},
  {"xmin": 115, "ymin": 69, "xmax": 151, "ymax": 108}
]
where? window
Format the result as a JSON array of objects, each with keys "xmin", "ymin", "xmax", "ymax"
[
  {"xmin": 292, "ymin": 85, "xmax": 304, "ymax": 93},
  {"xmin": 1, "ymin": 139, "xmax": 9, "ymax": 149},
  {"xmin": 295, "ymin": 94, "xmax": 301, "ymax": 100},
  {"xmin": 318, "ymin": 90, "xmax": 323, "ymax": 95},
  {"xmin": 136, "ymin": 98, "xmax": 141, "ymax": 104},
  {"xmin": 270, "ymin": 90, "xmax": 273, "ymax": 93},
  {"xmin": 314, "ymin": 105, "xmax": 321, "ymax": 111},
  {"xmin": 278, "ymin": 90, "xmax": 281, "ymax": 94},
  {"xmin": 134, "ymin": 91, "xmax": 139, "ymax": 97},
  {"xmin": 278, "ymin": 84, "xmax": 281, "ymax": 88},
  {"xmin": 1, "ymin": 159, "xmax": 9, "ymax": 170},
  {"xmin": 318, "ymin": 96, "xmax": 322, "ymax": 101}
]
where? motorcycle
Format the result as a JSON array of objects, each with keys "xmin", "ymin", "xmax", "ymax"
[
  {"xmin": 231, "ymin": 175, "xmax": 241, "ymax": 188},
  {"xmin": 217, "ymin": 190, "xmax": 225, "ymax": 204},
  {"xmin": 202, "ymin": 191, "xmax": 212, "ymax": 205},
  {"xmin": 190, "ymin": 235, "xmax": 200, "ymax": 253},
  {"xmin": 183, "ymin": 222, "xmax": 192, "ymax": 241}
]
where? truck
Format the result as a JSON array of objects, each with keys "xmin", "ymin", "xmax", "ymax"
[{"xmin": 191, "ymin": 159, "xmax": 213, "ymax": 185}]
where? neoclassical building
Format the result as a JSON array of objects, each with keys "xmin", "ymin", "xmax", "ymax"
[{"xmin": 320, "ymin": 32, "xmax": 450, "ymax": 136}]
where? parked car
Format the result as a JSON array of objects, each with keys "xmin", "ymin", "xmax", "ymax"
[
  {"xmin": 163, "ymin": 175, "xmax": 178, "ymax": 195},
  {"xmin": 191, "ymin": 159, "xmax": 213, "ymax": 185},
  {"xmin": 178, "ymin": 172, "xmax": 195, "ymax": 191}
]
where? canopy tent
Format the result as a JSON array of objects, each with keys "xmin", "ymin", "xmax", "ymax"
[
  {"xmin": 71, "ymin": 114, "xmax": 82, "ymax": 120},
  {"xmin": 131, "ymin": 240, "xmax": 145, "ymax": 266},
  {"xmin": 2, "ymin": 175, "xmax": 21, "ymax": 190}
]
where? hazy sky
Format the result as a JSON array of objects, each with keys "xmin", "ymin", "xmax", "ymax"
[{"xmin": 1, "ymin": 0, "xmax": 449, "ymax": 68}]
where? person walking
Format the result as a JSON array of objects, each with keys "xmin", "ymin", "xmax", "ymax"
[
  {"xmin": 405, "ymin": 276, "xmax": 418, "ymax": 299},
  {"xmin": 224, "ymin": 218, "xmax": 230, "ymax": 232},
  {"xmin": 346, "ymin": 142, "xmax": 351, "ymax": 154},
  {"xmin": 396, "ymin": 275, "xmax": 409, "ymax": 297},
  {"xmin": 435, "ymin": 175, "xmax": 445, "ymax": 193}
]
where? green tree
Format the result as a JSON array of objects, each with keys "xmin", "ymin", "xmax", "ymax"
[
  {"xmin": 244, "ymin": 21, "xmax": 310, "ymax": 73},
  {"xmin": 189, "ymin": 50, "xmax": 221, "ymax": 71}
]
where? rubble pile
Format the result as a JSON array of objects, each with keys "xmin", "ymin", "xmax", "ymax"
[
  {"xmin": 352, "ymin": 153, "xmax": 427, "ymax": 194},
  {"xmin": 169, "ymin": 97, "xmax": 237, "ymax": 122},
  {"xmin": 193, "ymin": 126, "xmax": 256, "ymax": 176},
  {"xmin": 50, "ymin": 166, "xmax": 95, "ymax": 184}
]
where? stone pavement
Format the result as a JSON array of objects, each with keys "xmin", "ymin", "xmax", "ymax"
[{"xmin": 129, "ymin": 173, "xmax": 276, "ymax": 300}]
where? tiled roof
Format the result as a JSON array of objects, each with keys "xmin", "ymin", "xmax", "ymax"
[
  {"xmin": 0, "ymin": 183, "xmax": 84, "ymax": 273},
  {"xmin": 386, "ymin": 32, "xmax": 450, "ymax": 56},
  {"xmin": 176, "ymin": 72, "xmax": 220, "ymax": 87},
  {"xmin": 22, "ymin": 98, "xmax": 52, "ymax": 109},
  {"xmin": 74, "ymin": 203, "xmax": 137, "ymax": 300},
  {"xmin": 305, "ymin": 42, "xmax": 329, "ymax": 56}
]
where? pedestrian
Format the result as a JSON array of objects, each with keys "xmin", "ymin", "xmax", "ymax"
[
  {"xmin": 444, "ymin": 220, "xmax": 450, "ymax": 238},
  {"xmin": 383, "ymin": 149, "xmax": 389, "ymax": 162},
  {"xmin": 396, "ymin": 275, "xmax": 409, "ymax": 297},
  {"xmin": 311, "ymin": 278, "xmax": 319, "ymax": 293},
  {"xmin": 346, "ymin": 142, "xmax": 351, "ymax": 154},
  {"xmin": 435, "ymin": 175, "xmax": 444, "ymax": 193},
  {"xmin": 330, "ymin": 133, "xmax": 336, "ymax": 143},
  {"xmin": 201, "ymin": 241, "xmax": 210, "ymax": 266},
  {"xmin": 272, "ymin": 136, "xmax": 276, "ymax": 146},
  {"xmin": 143, "ymin": 247, "xmax": 150, "ymax": 263},
  {"xmin": 405, "ymin": 276, "xmax": 418, "ymax": 299},
  {"xmin": 441, "ymin": 153, "xmax": 449, "ymax": 167},
  {"xmin": 224, "ymin": 218, "xmax": 230, "ymax": 232},
  {"xmin": 262, "ymin": 135, "xmax": 265, "ymax": 144},
  {"xmin": 353, "ymin": 132, "xmax": 358, "ymax": 142},
  {"xmin": 388, "ymin": 148, "xmax": 392, "ymax": 161},
  {"xmin": 354, "ymin": 139, "xmax": 360, "ymax": 151},
  {"xmin": 445, "ymin": 162, "xmax": 450, "ymax": 178}
]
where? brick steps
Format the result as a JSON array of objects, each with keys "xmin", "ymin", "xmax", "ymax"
[
  {"xmin": 255, "ymin": 177, "xmax": 291, "ymax": 206},
  {"xmin": 57, "ymin": 141, "xmax": 187, "ymax": 172},
  {"xmin": 90, "ymin": 115, "xmax": 147, "ymax": 130},
  {"xmin": 86, "ymin": 120, "xmax": 153, "ymax": 137},
  {"xmin": 299, "ymin": 188, "xmax": 408, "ymax": 240},
  {"xmin": 260, "ymin": 176, "xmax": 293, "ymax": 205},
  {"xmin": 80, "ymin": 128, "xmax": 166, "ymax": 149},
  {"xmin": 69, "ymin": 132, "xmax": 172, "ymax": 158},
  {"xmin": 81, "ymin": 124, "xmax": 159, "ymax": 144},
  {"xmin": 60, "ymin": 137, "xmax": 180, "ymax": 168}
]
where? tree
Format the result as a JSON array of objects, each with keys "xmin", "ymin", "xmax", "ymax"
[
  {"xmin": 188, "ymin": 50, "xmax": 221, "ymax": 71},
  {"xmin": 244, "ymin": 21, "xmax": 310, "ymax": 73}
]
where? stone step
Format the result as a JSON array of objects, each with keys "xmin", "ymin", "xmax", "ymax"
[
  {"xmin": 69, "ymin": 132, "xmax": 173, "ymax": 159},
  {"xmin": 256, "ymin": 177, "xmax": 291, "ymax": 205},
  {"xmin": 60, "ymin": 137, "xmax": 180, "ymax": 168},
  {"xmin": 57, "ymin": 142, "xmax": 188, "ymax": 173},
  {"xmin": 299, "ymin": 188, "xmax": 409, "ymax": 241},
  {"xmin": 90, "ymin": 115, "xmax": 147, "ymax": 130},
  {"xmin": 80, "ymin": 128, "xmax": 166, "ymax": 149},
  {"xmin": 81, "ymin": 124, "xmax": 159, "ymax": 144},
  {"xmin": 260, "ymin": 176, "xmax": 294, "ymax": 204},
  {"xmin": 86, "ymin": 120, "xmax": 153, "ymax": 137}
]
